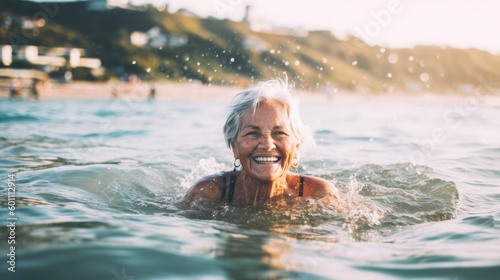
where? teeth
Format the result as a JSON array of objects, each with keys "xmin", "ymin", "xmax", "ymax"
[{"xmin": 254, "ymin": 156, "xmax": 279, "ymax": 163}]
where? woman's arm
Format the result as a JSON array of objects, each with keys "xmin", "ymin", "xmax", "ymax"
[
  {"xmin": 303, "ymin": 176, "xmax": 339, "ymax": 199},
  {"xmin": 180, "ymin": 174, "xmax": 224, "ymax": 206}
]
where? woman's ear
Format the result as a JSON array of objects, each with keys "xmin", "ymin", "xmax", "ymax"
[
  {"xmin": 295, "ymin": 141, "xmax": 301, "ymax": 151},
  {"xmin": 294, "ymin": 142, "xmax": 301, "ymax": 159},
  {"xmin": 232, "ymin": 143, "xmax": 239, "ymax": 158}
]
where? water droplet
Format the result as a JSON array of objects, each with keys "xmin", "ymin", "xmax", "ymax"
[
  {"xmin": 352, "ymin": 61, "xmax": 358, "ymax": 66},
  {"xmin": 294, "ymin": 60, "xmax": 300, "ymax": 66},
  {"xmin": 409, "ymin": 56, "xmax": 414, "ymax": 61},
  {"xmin": 132, "ymin": 61, "xmax": 136, "ymax": 64},
  {"xmin": 230, "ymin": 57, "xmax": 235, "ymax": 62},
  {"xmin": 388, "ymin": 53, "xmax": 398, "ymax": 64},
  {"xmin": 420, "ymin": 73, "xmax": 430, "ymax": 82},
  {"xmin": 387, "ymin": 73, "xmax": 392, "ymax": 78},
  {"xmin": 380, "ymin": 48, "xmax": 386, "ymax": 53}
]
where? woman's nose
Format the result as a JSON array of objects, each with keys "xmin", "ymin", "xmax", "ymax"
[{"xmin": 259, "ymin": 134, "xmax": 276, "ymax": 150}]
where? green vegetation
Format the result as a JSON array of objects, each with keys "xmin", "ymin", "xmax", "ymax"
[{"xmin": 1, "ymin": 0, "xmax": 500, "ymax": 93}]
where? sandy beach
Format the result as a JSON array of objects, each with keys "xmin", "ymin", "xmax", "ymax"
[
  {"xmin": 1, "ymin": 80, "xmax": 239, "ymax": 102},
  {"xmin": 2, "ymin": 79, "xmax": 500, "ymax": 106}
]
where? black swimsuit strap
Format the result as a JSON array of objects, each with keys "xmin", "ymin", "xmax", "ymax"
[
  {"xmin": 299, "ymin": 175, "xmax": 305, "ymax": 197},
  {"xmin": 220, "ymin": 172, "xmax": 227, "ymax": 202},
  {"xmin": 228, "ymin": 171, "xmax": 238, "ymax": 202}
]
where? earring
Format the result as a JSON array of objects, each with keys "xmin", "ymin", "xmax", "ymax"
[
  {"xmin": 233, "ymin": 158, "xmax": 241, "ymax": 172},
  {"xmin": 292, "ymin": 157, "xmax": 299, "ymax": 173}
]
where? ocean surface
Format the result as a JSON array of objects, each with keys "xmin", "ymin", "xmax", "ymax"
[{"xmin": 1, "ymin": 93, "xmax": 500, "ymax": 279}]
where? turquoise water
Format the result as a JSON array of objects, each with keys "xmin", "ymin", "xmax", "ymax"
[{"xmin": 1, "ymin": 94, "xmax": 500, "ymax": 279}]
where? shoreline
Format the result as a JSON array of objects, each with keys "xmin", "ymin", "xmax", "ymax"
[{"xmin": 2, "ymin": 79, "xmax": 500, "ymax": 105}]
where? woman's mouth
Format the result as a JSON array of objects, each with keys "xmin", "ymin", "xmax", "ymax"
[{"xmin": 253, "ymin": 156, "xmax": 281, "ymax": 163}]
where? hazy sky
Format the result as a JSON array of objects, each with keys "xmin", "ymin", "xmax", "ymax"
[{"xmin": 129, "ymin": 0, "xmax": 499, "ymax": 54}]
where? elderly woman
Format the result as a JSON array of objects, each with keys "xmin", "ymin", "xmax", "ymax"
[{"xmin": 183, "ymin": 79, "xmax": 338, "ymax": 206}]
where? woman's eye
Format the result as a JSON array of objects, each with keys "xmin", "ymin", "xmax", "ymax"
[{"xmin": 246, "ymin": 131, "xmax": 259, "ymax": 137}]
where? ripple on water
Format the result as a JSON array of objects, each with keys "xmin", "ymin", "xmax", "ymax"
[{"xmin": 343, "ymin": 163, "xmax": 459, "ymax": 226}]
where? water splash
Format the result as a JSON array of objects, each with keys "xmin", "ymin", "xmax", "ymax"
[
  {"xmin": 330, "ymin": 175, "xmax": 385, "ymax": 240},
  {"xmin": 180, "ymin": 157, "xmax": 227, "ymax": 190},
  {"xmin": 178, "ymin": 163, "xmax": 459, "ymax": 242}
]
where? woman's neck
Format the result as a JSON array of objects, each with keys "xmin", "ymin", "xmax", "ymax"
[{"xmin": 238, "ymin": 173, "xmax": 288, "ymax": 205}]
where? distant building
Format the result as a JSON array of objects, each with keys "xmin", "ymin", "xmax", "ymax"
[
  {"xmin": 130, "ymin": 31, "xmax": 148, "ymax": 47},
  {"xmin": 130, "ymin": 27, "xmax": 188, "ymax": 49},
  {"xmin": 167, "ymin": 34, "xmax": 189, "ymax": 48},
  {"xmin": 1, "ymin": 45, "xmax": 101, "ymax": 69},
  {"xmin": 146, "ymin": 27, "xmax": 167, "ymax": 49},
  {"xmin": 87, "ymin": 0, "xmax": 129, "ymax": 11}
]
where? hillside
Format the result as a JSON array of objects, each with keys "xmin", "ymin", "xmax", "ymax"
[{"xmin": 1, "ymin": 0, "xmax": 500, "ymax": 94}]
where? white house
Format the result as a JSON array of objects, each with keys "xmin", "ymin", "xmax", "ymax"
[
  {"xmin": 130, "ymin": 27, "xmax": 188, "ymax": 49},
  {"xmin": 87, "ymin": 0, "xmax": 129, "ymax": 11}
]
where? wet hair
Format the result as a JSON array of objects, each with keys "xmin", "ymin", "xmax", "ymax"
[{"xmin": 223, "ymin": 78, "xmax": 315, "ymax": 151}]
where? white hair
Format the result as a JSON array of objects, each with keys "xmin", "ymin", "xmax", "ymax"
[{"xmin": 223, "ymin": 78, "xmax": 315, "ymax": 151}]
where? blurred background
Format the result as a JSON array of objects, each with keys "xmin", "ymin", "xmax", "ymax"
[
  {"xmin": 1, "ymin": 0, "xmax": 500, "ymax": 94},
  {"xmin": 2, "ymin": 2, "xmax": 500, "ymax": 279}
]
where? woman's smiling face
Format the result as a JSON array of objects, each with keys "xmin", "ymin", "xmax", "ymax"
[{"xmin": 232, "ymin": 100, "xmax": 299, "ymax": 182}]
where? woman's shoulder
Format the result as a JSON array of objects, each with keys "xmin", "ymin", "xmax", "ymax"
[
  {"xmin": 302, "ymin": 175, "xmax": 339, "ymax": 198},
  {"xmin": 181, "ymin": 173, "xmax": 226, "ymax": 204}
]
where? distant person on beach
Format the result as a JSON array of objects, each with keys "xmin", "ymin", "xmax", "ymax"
[
  {"xmin": 149, "ymin": 83, "xmax": 156, "ymax": 100},
  {"xmin": 9, "ymin": 79, "xmax": 21, "ymax": 98},
  {"xmin": 31, "ymin": 78, "xmax": 41, "ymax": 100},
  {"xmin": 111, "ymin": 83, "xmax": 119, "ymax": 99},
  {"xmin": 182, "ymin": 79, "xmax": 338, "ymax": 206}
]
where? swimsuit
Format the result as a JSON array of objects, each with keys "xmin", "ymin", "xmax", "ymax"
[{"xmin": 220, "ymin": 171, "xmax": 304, "ymax": 202}]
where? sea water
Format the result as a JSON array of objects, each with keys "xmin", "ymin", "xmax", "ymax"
[{"xmin": 0, "ymin": 94, "xmax": 499, "ymax": 279}]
